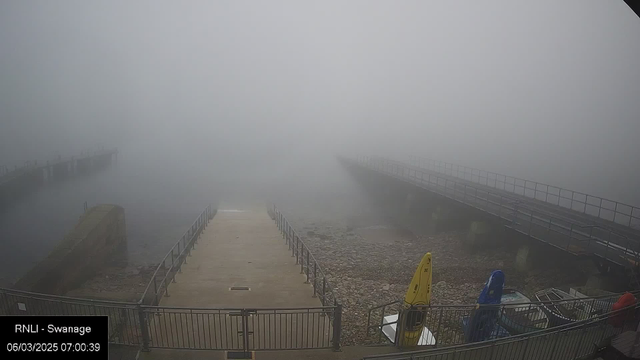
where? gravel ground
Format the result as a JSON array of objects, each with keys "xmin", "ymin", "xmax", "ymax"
[
  {"xmin": 65, "ymin": 259, "xmax": 157, "ymax": 302},
  {"xmin": 277, "ymin": 184, "xmax": 597, "ymax": 346}
]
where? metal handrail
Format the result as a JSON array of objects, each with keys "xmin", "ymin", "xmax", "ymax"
[
  {"xmin": 403, "ymin": 157, "xmax": 638, "ymax": 238},
  {"xmin": 268, "ymin": 203, "xmax": 341, "ymax": 307},
  {"xmin": 0, "ymin": 287, "xmax": 138, "ymax": 306},
  {"xmin": 367, "ymin": 289, "xmax": 639, "ymax": 313},
  {"xmin": 362, "ymin": 302, "xmax": 640, "ymax": 360},
  {"xmin": 403, "ymin": 157, "xmax": 639, "ymax": 244},
  {"xmin": 383, "ymin": 157, "xmax": 632, "ymax": 235},
  {"xmin": 407, "ymin": 155, "xmax": 640, "ymax": 229},
  {"xmin": 377, "ymin": 156, "xmax": 632, "ymax": 237},
  {"xmin": 0, "ymin": 285, "xmax": 341, "ymax": 351},
  {"xmin": 139, "ymin": 205, "xmax": 215, "ymax": 305},
  {"xmin": 2, "ymin": 203, "xmax": 342, "ymax": 352},
  {"xmin": 365, "ymin": 290, "xmax": 637, "ymax": 346},
  {"xmin": 347, "ymin": 156, "xmax": 640, "ymax": 267},
  {"xmin": 267, "ymin": 203, "xmax": 343, "ymax": 351}
]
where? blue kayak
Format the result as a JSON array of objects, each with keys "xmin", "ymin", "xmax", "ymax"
[{"xmin": 465, "ymin": 270, "xmax": 505, "ymax": 343}]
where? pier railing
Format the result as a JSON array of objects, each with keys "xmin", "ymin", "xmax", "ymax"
[
  {"xmin": 267, "ymin": 203, "xmax": 343, "ymax": 351},
  {"xmin": 0, "ymin": 204, "xmax": 344, "ymax": 352},
  {"xmin": 1, "ymin": 148, "xmax": 119, "ymax": 179},
  {"xmin": 347, "ymin": 156, "xmax": 640, "ymax": 268},
  {"xmin": 0, "ymin": 287, "xmax": 340, "ymax": 351},
  {"xmin": 141, "ymin": 305, "xmax": 337, "ymax": 350},
  {"xmin": 0, "ymin": 287, "xmax": 143, "ymax": 346},
  {"xmin": 362, "ymin": 302, "xmax": 640, "ymax": 360},
  {"xmin": 408, "ymin": 155, "xmax": 640, "ymax": 230},
  {"xmin": 1, "ymin": 285, "xmax": 634, "ymax": 356},
  {"xmin": 139, "ymin": 205, "xmax": 215, "ymax": 305},
  {"xmin": 365, "ymin": 290, "xmax": 637, "ymax": 348}
]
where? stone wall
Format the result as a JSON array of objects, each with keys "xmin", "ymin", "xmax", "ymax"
[{"xmin": 13, "ymin": 204, "xmax": 127, "ymax": 294}]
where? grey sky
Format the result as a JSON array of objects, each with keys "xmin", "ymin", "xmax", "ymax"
[{"xmin": 1, "ymin": 1, "xmax": 639, "ymax": 204}]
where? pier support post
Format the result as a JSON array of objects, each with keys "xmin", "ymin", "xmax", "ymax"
[
  {"xmin": 465, "ymin": 221, "xmax": 491, "ymax": 249},
  {"xmin": 429, "ymin": 205, "xmax": 465, "ymax": 232},
  {"xmin": 515, "ymin": 244, "xmax": 537, "ymax": 272}
]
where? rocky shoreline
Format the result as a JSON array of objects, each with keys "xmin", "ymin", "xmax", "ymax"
[
  {"xmin": 283, "ymin": 199, "xmax": 596, "ymax": 346},
  {"xmin": 65, "ymin": 261, "xmax": 157, "ymax": 303}
]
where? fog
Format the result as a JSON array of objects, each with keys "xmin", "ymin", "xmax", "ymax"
[{"xmin": 1, "ymin": 1, "xmax": 639, "ymax": 281}]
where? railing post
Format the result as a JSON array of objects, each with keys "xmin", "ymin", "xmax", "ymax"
[
  {"xmin": 289, "ymin": 226, "xmax": 293, "ymax": 247},
  {"xmin": 300, "ymin": 242, "xmax": 304, "ymax": 273},
  {"xmin": 164, "ymin": 274, "xmax": 170, "ymax": 297},
  {"xmin": 567, "ymin": 223, "xmax": 574, "ymax": 250},
  {"xmin": 322, "ymin": 277, "xmax": 327, "ymax": 306},
  {"xmin": 184, "ymin": 240, "xmax": 188, "ymax": 264},
  {"xmin": 395, "ymin": 307, "xmax": 405, "ymax": 349},
  {"xmin": 313, "ymin": 262, "xmax": 317, "ymax": 297},
  {"xmin": 171, "ymin": 249, "xmax": 176, "ymax": 282},
  {"xmin": 137, "ymin": 305, "xmax": 150, "ymax": 351},
  {"xmin": 177, "ymin": 243, "xmax": 182, "ymax": 272},
  {"xmin": 570, "ymin": 192, "xmax": 575, "ymax": 211},
  {"xmin": 241, "ymin": 309, "xmax": 250, "ymax": 355},
  {"xmin": 305, "ymin": 249, "xmax": 310, "ymax": 283},
  {"xmin": 153, "ymin": 276, "xmax": 158, "ymax": 305},
  {"xmin": 332, "ymin": 304, "xmax": 342, "ymax": 351},
  {"xmin": 434, "ymin": 307, "xmax": 444, "ymax": 347}
]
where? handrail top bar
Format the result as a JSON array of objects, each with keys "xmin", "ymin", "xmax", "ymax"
[
  {"xmin": 367, "ymin": 288, "xmax": 638, "ymax": 311},
  {"xmin": 140, "ymin": 305, "xmax": 338, "ymax": 311},
  {"xmin": 271, "ymin": 203, "xmax": 341, "ymax": 306},
  {"xmin": 0, "ymin": 286, "xmax": 139, "ymax": 306}
]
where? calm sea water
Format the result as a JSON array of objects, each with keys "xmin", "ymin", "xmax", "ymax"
[{"xmin": 0, "ymin": 155, "xmax": 214, "ymax": 287}]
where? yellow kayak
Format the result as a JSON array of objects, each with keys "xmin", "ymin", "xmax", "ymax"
[{"xmin": 398, "ymin": 252, "xmax": 432, "ymax": 347}]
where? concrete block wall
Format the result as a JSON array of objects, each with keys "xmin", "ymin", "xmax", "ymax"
[{"xmin": 13, "ymin": 204, "xmax": 127, "ymax": 295}]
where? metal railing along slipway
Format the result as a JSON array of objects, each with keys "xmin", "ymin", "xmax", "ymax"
[
  {"xmin": 365, "ymin": 291, "xmax": 639, "ymax": 348},
  {"xmin": 0, "ymin": 287, "xmax": 143, "ymax": 345},
  {"xmin": 407, "ymin": 155, "xmax": 640, "ymax": 230},
  {"xmin": 139, "ymin": 205, "xmax": 216, "ymax": 306},
  {"xmin": 362, "ymin": 303, "xmax": 640, "ymax": 360},
  {"xmin": 0, "ymin": 205, "xmax": 214, "ymax": 349},
  {"xmin": 349, "ymin": 156, "xmax": 640, "ymax": 268},
  {"xmin": 0, "ymin": 204, "xmax": 342, "ymax": 352},
  {"xmin": 268, "ymin": 203, "xmax": 343, "ymax": 351}
]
